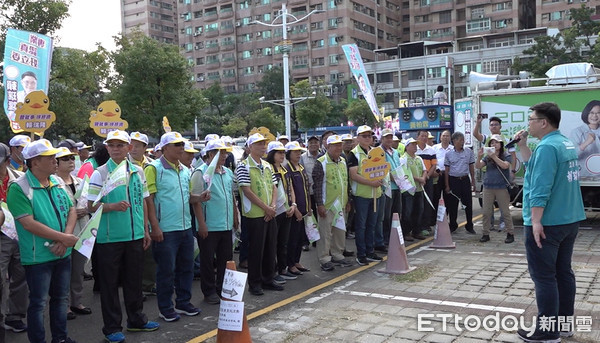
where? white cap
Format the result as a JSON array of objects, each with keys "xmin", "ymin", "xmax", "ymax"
[
  {"xmin": 278, "ymin": 135, "xmax": 290, "ymax": 142},
  {"xmin": 153, "ymin": 143, "xmax": 162, "ymax": 153},
  {"xmin": 392, "ymin": 135, "xmax": 399, "ymax": 141},
  {"xmin": 247, "ymin": 133, "xmax": 267, "ymax": 146},
  {"xmin": 77, "ymin": 142, "xmax": 92, "ymax": 150},
  {"xmin": 104, "ymin": 130, "xmax": 131, "ymax": 144},
  {"xmin": 267, "ymin": 141, "xmax": 286, "ymax": 153},
  {"xmin": 130, "ymin": 132, "xmax": 149, "ymax": 145},
  {"xmin": 184, "ymin": 140, "xmax": 199, "ymax": 153},
  {"xmin": 341, "ymin": 134, "xmax": 353, "ymax": 141},
  {"xmin": 326, "ymin": 135, "xmax": 343, "ymax": 145},
  {"xmin": 55, "ymin": 147, "xmax": 77, "ymax": 159},
  {"xmin": 160, "ymin": 131, "xmax": 185, "ymax": 146},
  {"xmin": 381, "ymin": 128, "xmax": 394, "ymax": 137},
  {"xmin": 9, "ymin": 135, "xmax": 31, "ymax": 147},
  {"xmin": 356, "ymin": 125, "xmax": 373, "ymax": 135},
  {"xmin": 205, "ymin": 139, "xmax": 232, "ymax": 152},
  {"xmin": 405, "ymin": 138, "xmax": 418, "ymax": 145},
  {"xmin": 22, "ymin": 139, "xmax": 60, "ymax": 159},
  {"xmin": 204, "ymin": 134, "xmax": 220, "ymax": 142},
  {"xmin": 285, "ymin": 141, "xmax": 306, "ymax": 152},
  {"xmin": 221, "ymin": 136, "xmax": 234, "ymax": 146}
]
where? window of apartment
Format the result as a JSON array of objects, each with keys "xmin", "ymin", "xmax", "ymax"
[
  {"xmin": 262, "ymin": 0, "xmax": 271, "ymax": 4},
  {"xmin": 471, "ymin": 7, "xmax": 485, "ymax": 19},
  {"xmin": 482, "ymin": 59, "xmax": 511, "ymax": 74},
  {"xmin": 427, "ymin": 67, "xmax": 446, "ymax": 78},
  {"xmin": 206, "ymin": 55, "xmax": 219, "ymax": 64},
  {"xmin": 185, "ymin": 27, "xmax": 193, "ymax": 35},
  {"xmin": 466, "ymin": 18, "xmax": 490, "ymax": 33},
  {"xmin": 439, "ymin": 11, "xmax": 451, "ymax": 24},
  {"xmin": 185, "ymin": 43, "xmax": 193, "ymax": 52},
  {"xmin": 260, "ymin": 30, "xmax": 272, "ymax": 38},
  {"xmin": 196, "ymin": 57, "xmax": 204, "ymax": 65},
  {"xmin": 292, "ymin": 42, "xmax": 308, "ymax": 52},
  {"xmin": 493, "ymin": 19, "xmax": 512, "ymax": 29},
  {"xmin": 459, "ymin": 63, "xmax": 482, "ymax": 75},
  {"xmin": 459, "ymin": 40, "xmax": 483, "ymax": 51},
  {"xmin": 312, "ymin": 57, "xmax": 325, "ymax": 66},
  {"xmin": 273, "ymin": 28, "xmax": 283, "ymax": 37},
  {"xmin": 205, "ymin": 7, "xmax": 217, "ymax": 16},
  {"xmin": 239, "ymin": 0, "xmax": 250, "ymax": 9},
  {"xmin": 220, "ymin": 4, "xmax": 233, "ymax": 13},
  {"xmin": 242, "ymin": 67, "xmax": 254, "ymax": 75},
  {"xmin": 417, "ymin": 0, "xmax": 430, "ymax": 6},
  {"xmin": 328, "ymin": 0, "xmax": 338, "ymax": 10},
  {"xmin": 329, "ymin": 35, "xmax": 339, "ymax": 46},
  {"xmin": 376, "ymin": 72, "xmax": 393, "ymax": 83},
  {"xmin": 292, "ymin": 55, "xmax": 308, "ymax": 68},
  {"xmin": 241, "ymin": 50, "xmax": 252, "ymax": 59},
  {"xmin": 310, "ymin": 3, "xmax": 324, "ymax": 11},
  {"xmin": 205, "ymin": 23, "xmax": 218, "ymax": 32},
  {"xmin": 221, "ymin": 20, "xmax": 233, "ymax": 29},
  {"xmin": 207, "ymin": 71, "xmax": 220, "ymax": 80},
  {"xmin": 222, "ymin": 52, "xmax": 235, "ymax": 61},
  {"xmin": 291, "ymin": 24, "xmax": 308, "ymax": 34},
  {"xmin": 329, "ymin": 54, "xmax": 340, "ymax": 65},
  {"xmin": 221, "ymin": 37, "xmax": 234, "ymax": 46},
  {"xmin": 414, "ymin": 30, "xmax": 431, "ymax": 39},
  {"xmin": 223, "ymin": 69, "xmax": 235, "ymax": 77},
  {"xmin": 239, "ymin": 33, "xmax": 252, "ymax": 42},
  {"xmin": 291, "ymin": 6, "xmax": 307, "ymax": 16},
  {"xmin": 311, "ymin": 21, "xmax": 324, "ymax": 30},
  {"xmin": 489, "ymin": 37, "xmax": 513, "ymax": 47},
  {"xmin": 494, "ymin": 1, "xmax": 512, "ymax": 11},
  {"xmin": 193, "ymin": 10, "xmax": 203, "ymax": 19},
  {"xmin": 196, "ymin": 73, "xmax": 204, "ymax": 82},
  {"xmin": 263, "ymin": 47, "xmax": 273, "ymax": 56},
  {"xmin": 312, "ymin": 39, "xmax": 325, "ymax": 48},
  {"xmin": 262, "ymin": 13, "xmax": 271, "ymax": 21},
  {"xmin": 328, "ymin": 18, "xmax": 338, "ymax": 29}
]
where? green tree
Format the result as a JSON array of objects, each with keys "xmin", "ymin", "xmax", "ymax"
[
  {"xmin": 221, "ymin": 117, "xmax": 248, "ymax": 137},
  {"xmin": 247, "ymin": 107, "xmax": 284, "ymax": 134},
  {"xmin": 294, "ymin": 80, "xmax": 331, "ymax": 130},
  {"xmin": 110, "ymin": 32, "xmax": 206, "ymax": 136},
  {"xmin": 0, "ymin": 0, "xmax": 70, "ymax": 55},
  {"xmin": 344, "ymin": 99, "xmax": 378, "ymax": 127}
]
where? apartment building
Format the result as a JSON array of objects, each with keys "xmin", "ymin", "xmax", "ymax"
[{"xmin": 121, "ymin": 0, "xmax": 598, "ymax": 97}]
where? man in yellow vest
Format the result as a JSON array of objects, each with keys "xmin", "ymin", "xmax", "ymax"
[
  {"xmin": 313, "ymin": 135, "xmax": 351, "ymax": 271},
  {"xmin": 235, "ymin": 133, "xmax": 281, "ymax": 296},
  {"xmin": 347, "ymin": 125, "xmax": 384, "ymax": 266}
]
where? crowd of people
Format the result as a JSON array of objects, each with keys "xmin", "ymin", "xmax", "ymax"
[{"xmin": 0, "ymin": 101, "xmax": 586, "ymax": 343}]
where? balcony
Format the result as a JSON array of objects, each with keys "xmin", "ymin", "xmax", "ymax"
[
  {"xmin": 221, "ymin": 42, "xmax": 235, "ymax": 51},
  {"xmin": 205, "ymin": 29, "xmax": 219, "ymax": 38},
  {"xmin": 220, "ymin": 9, "xmax": 233, "ymax": 19},
  {"xmin": 289, "ymin": 0, "xmax": 304, "ymax": 5},
  {"xmin": 204, "ymin": 12, "xmax": 218, "ymax": 22},
  {"xmin": 221, "ymin": 26, "xmax": 234, "ymax": 34},
  {"xmin": 222, "ymin": 75, "xmax": 236, "ymax": 83},
  {"xmin": 206, "ymin": 44, "xmax": 220, "ymax": 53},
  {"xmin": 222, "ymin": 58, "xmax": 236, "ymax": 67},
  {"xmin": 206, "ymin": 61, "xmax": 221, "ymax": 70},
  {"xmin": 205, "ymin": 0, "xmax": 218, "ymax": 5},
  {"xmin": 290, "ymin": 31, "xmax": 309, "ymax": 41},
  {"xmin": 219, "ymin": 0, "xmax": 231, "ymax": 3}
]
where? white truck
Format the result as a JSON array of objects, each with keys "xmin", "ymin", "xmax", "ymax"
[{"xmin": 454, "ymin": 63, "xmax": 600, "ymax": 210}]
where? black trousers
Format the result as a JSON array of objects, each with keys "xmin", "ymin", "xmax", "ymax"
[
  {"xmin": 198, "ymin": 230, "xmax": 233, "ymax": 297},
  {"xmin": 96, "ymin": 239, "xmax": 147, "ymax": 335},
  {"xmin": 287, "ymin": 217, "xmax": 304, "ymax": 267},
  {"xmin": 446, "ymin": 176, "xmax": 474, "ymax": 231},
  {"xmin": 246, "ymin": 216, "xmax": 277, "ymax": 289},
  {"xmin": 383, "ymin": 189, "xmax": 402, "ymax": 244},
  {"xmin": 402, "ymin": 191, "xmax": 424, "ymax": 236},
  {"xmin": 275, "ymin": 213, "xmax": 291, "ymax": 274}
]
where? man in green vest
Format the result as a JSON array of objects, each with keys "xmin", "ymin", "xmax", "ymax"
[
  {"xmin": 7, "ymin": 139, "xmax": 79, "ymax": 343},
  {"xmin": 347, "ymin": 125, "xmax": 385, "ymax": 266},
  {"xmin": 313, "ymin": 135, "xmax": 351, "ymax": 271},
  {"xmin": 235, "ymin": 133, "xmax": 280, "ymax": 296},
  {"xmin": 88, "ymin": 130, "xmax": 158, "ymax": 343}
]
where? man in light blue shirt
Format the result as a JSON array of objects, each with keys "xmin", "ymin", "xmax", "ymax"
[{"xmin": 515, "ymin": 102, "xmax": 585, "ymax": 342}]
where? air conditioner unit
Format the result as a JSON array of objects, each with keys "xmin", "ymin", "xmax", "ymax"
[
  {"xmin": 418, "ymin": 75, "xmax": 424, "ymax": 79},
  {"xmin": 334, "ymin": 0, "xmax": 342, "ymax": 4},
  {"xmin": 459, "ymin": 72, "xmax": 466, "ymax": 77},
  {"xmin": 256, "ymin": 32, "xmax": 262, "ymax": 37},
  {"xmin": 197, "ymin": 76, "xmax": 205, "ymax": 82},
  {"xmin": 476, "ymin": 14, "xmax": 484, "ymax": 19},
  {"xmin": 337, "ymin": 18, "xmax": 343, "ymax": 23},
  {"xmin": 256, "ymin": 15, "xmax": 261, "ymax": 20},
  {"xmin": 337, "ymin": 73, "xmax": 345, "ymax": 78},
  {"xmin": 311, "ymin": 23, "xmax": 317, "ymax": 29},
  {"xmin": 581, "ymin": 0, "xmax": 587, "ymax": 2},
  {"xmin": 266, "ymin": 51, "xmax": 272, "ymax": 55},
  {"xmin": 324, "ymin": 90, "xmax": 331, "ymax": 96},
  {"xmin": 194, "ymin": 32, "xmax": 201, "ymax": 36},
  {"xmin": 236, "ymin": 22, "xmax": 241, "ymax": 27},
  {"xmin": 256, "ymin": 48, "xmax": 262, "ymax": 53},
  {"xmin": 194, "ymin": 46, "xmax": 200, "ymax": 50}
]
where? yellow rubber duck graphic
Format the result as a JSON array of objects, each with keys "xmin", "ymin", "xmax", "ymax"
[
  {"xmin": 14, "ymin": 90, "xmax": 56, "ymax": 133},
  {"xmin": 90, "ymin": 100, "xmax": 129, "ymax": 137},
  {"xmin": 360, "ymin": 146, "xmax": 390, "ymax": 181}
]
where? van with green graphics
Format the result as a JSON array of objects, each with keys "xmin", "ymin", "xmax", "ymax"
[{"xmin": 455, "ymin": 63, "xmax": 600, "ymax": 210}]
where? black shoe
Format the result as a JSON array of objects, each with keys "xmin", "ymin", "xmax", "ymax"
[
  {"xmin": 449, "ymin": 227, "xmax": 457, "ymax": 233},
  {"xmin": 263, "ymin": 282, "xmax": 284, "ymax": 291},
  {"xmin": 479, "ymin": 235, "xmax": 490, "ymax": 242},
  {"xmin": 343, "ymin": 250, "xmax": 355, "ymax": 257},
  {"xmin": 249, "ymin": 287, "xmax": 264, "ymax": 296},
  {"xmin": 83, "ymin": 272, "xmax": 93, "ymax": 281},
  {"xmin": 70, "ymin": 306, "xmax": 92, "ymax": 315},
  {"xmin": 204, "ymin": 293, "xmax": 221, "ymax": 304},
  {"xmin": 466, "ymin": 227, "xmax": 476, "ymax": 235},
  {"xmin": 312, "ymin": 242, "xmax": 317, "ymax": 247},
  {"xmin": 413, "ymin": 234, "xmax": 426, "ymax": 240},
  {"xmin": 320, "ymin": 262, "xmax": 335, "ymax": 271},
  {"xmin": 302, "ymin": 245, "xmax": 310, "ymax": 252},
  {"xmin": 374, "ymin": 246, "xmax": 388, "ymax": 253},
  {"xmin": 67, "ymin": 312, "xmax": 77, "ymax": 320},
  {"xmin": 517, "ymin": 328, "xmax": 560, "ymax": 342},
  {"xmin": 366, "ymin": 253, "xmax": 383, "ymax": 262},
  {"xmin": 355, "ymin": 256, "xmax": 369, "ymax": 266},
  {"xmin": 505, "ymin": 233, "xmax": 515, "ymax": 244}
]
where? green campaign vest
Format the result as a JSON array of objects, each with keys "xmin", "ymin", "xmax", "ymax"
[
  {"xmin": 317, "ymin": 153, "xmax": 348, "ymax": 210},
  {"xmin": 350, "ymin": 145, "xmax": 382, "ymax": 199},
  {"xmin": 239, "ymin": 156, "xmax": 274, "ymax": 219}
]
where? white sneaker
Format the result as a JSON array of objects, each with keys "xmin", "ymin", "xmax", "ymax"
[{"xmin": 499, "ymin": 222, "xmax": 506, "ymax": 231}]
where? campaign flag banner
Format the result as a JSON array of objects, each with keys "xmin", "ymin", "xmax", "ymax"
[
  {"xmin": 342, "ymin": 44, "xmax": 381, "ymax": 122},
  {"xmin": 1, "ymin": 202, "xmax": 18, "ymax": 241},
  {"xmin": 92, "ymin": 161, "xmax": 128, "ymax": 206},
  {"xmin": 332, "ymin": 199, "xmax": 346, "ymax": 231},
  {"xmin": 74, "ymin": 204, "xmax": 103, "ymax": 259},
  {"xmin": 203, "ymin": 150, "xmax": 220, "ymax": 191},
  {"xmin": 3, "ymin": 28, "xmax": 53, "ymax": 133}
]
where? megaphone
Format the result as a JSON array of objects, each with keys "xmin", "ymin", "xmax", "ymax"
[{"xmin": 469, "ymin": 72, "xmax": 530, "ymax": 91}]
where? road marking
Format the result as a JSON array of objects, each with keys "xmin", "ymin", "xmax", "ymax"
[
  {"xmin": 469, "ymin": 251, "xmax": 525, "ymax": 257},
  {"xmin": 333, "ymin": 288, "xmax": 524, "ymax": 314},
  {"xmin": 187, "ymin": 214, "xmax": 484, "ymax": 343}
]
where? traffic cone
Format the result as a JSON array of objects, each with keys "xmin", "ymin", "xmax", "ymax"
[
  {"xmin": 429, "ymin": 198, "xmax": 456, "ymax": 249},
  {"xmin": 379, "ymin": 213, "xmax": 416, "ymax": 274},
  {"xmin": 216, "ymin": 261, "xmax": 252, "ymax": 343}
]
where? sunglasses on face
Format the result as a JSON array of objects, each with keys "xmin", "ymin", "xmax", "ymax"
[{"xmin": 58, "ymin": 156, "xmax": 76, "ymax": 162}]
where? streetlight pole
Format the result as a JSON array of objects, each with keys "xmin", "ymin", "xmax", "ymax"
[{"xmin": 252, "ymin": 5, "xmax": 323, "ymax": 138}]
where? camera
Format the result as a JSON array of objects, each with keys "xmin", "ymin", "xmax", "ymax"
[
  {"xmin": 478, "ymin": 113, "xmax": 488, "ymax": 119},
  {"xmin": 483, "ymin": 147, "xmax": 496, "ymax": 154}
]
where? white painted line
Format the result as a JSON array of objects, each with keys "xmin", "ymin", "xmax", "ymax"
[
  {"xmin": 336, "ymin": 289, "xmax": 525, "ymax": 314},
  {"xmin": 407, "ymin": 246, "xmax": 430, "ymax": 256}
]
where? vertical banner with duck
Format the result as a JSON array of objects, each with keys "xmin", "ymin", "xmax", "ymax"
[{"xmin": 2, "ymin": 28, "xmax": 53, "ymax": 133}]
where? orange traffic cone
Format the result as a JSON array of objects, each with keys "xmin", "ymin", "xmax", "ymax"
[
  {"xmin": 429, "ymin": 198, "xmax": 456, "ymax": 249},
  {"xmin": 379, "ymin": 213, "xmax": 416, "ymax": 274},
  {"xmin": 216, "ymin": 261, "xmax": 252, "ymax": 343}
]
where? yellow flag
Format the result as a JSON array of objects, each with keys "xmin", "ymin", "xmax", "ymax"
[{"xmin": 162, "ymin": 116, "xmax": 171, "ymax": 133}]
